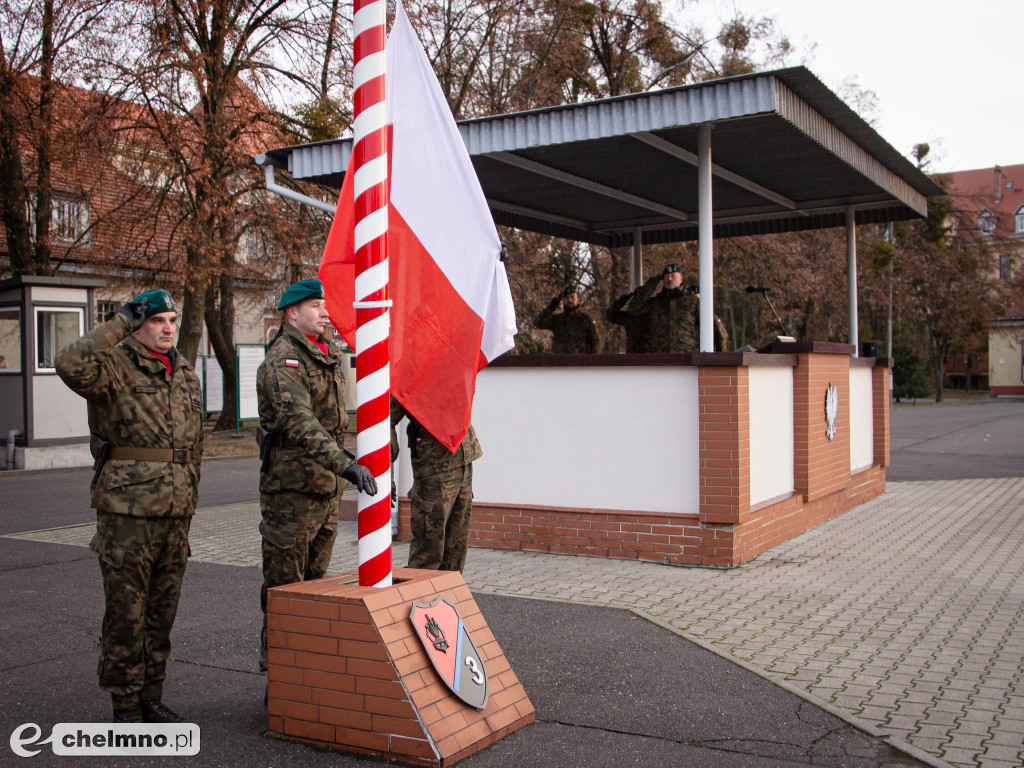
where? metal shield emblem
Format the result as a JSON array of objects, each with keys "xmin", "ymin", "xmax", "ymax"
[{"xmin": 409, "ymin": 597, "xmax": 489, "ymax": 709}]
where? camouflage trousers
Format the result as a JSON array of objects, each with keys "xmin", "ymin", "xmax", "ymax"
[
  {"xmin": 89, "ymin": 512, "xmax": 191, "ymax": 700},
  {"xmin": 259, "ymin": 490, "xmax": 339, "ymax": 670},
  {"xmin": 408, "ymin": 463, "xmax": 474, "ymax": 572}
]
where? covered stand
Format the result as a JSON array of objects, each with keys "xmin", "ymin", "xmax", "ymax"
[{"xmin": 255, "ymin": 66, "xmax": 943, "ymax": 567}]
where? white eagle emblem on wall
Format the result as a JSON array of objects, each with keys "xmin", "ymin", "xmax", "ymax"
[{"xmin": 824, "ymin": 383, "xmax": 838, "ymax": 441}]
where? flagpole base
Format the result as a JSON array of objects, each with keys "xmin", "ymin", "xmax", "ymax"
[{"xmin": 266, "ymin": 568, "xmax": 534, "ymax": 766}]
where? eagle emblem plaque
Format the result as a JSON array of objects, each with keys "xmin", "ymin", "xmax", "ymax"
[{"xmin": 824, "ymin": 383, "xmax": 838, "ymax": 441}]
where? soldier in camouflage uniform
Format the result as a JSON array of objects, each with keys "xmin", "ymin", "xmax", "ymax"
[
  {"xmin": 632, "ymin": 264, "xmax": 728, "ymax": 353},
  {"xmin": 256, "ymin": 279, "xmax": 376, "ymax": 672},
  {"xmin": 55, "ymin": 289, "xmax": 202, "ymax": 724},
  {"xmin": 533, "ymin": 287, "xmax": 601, "ymax": 354},
  {"xmin": 390, "ymin": 396, "xmax": 481, "ymax": 572},
  {"xmin": 606, "ymin": 289, "xmax": 651, "ymax": 353}
]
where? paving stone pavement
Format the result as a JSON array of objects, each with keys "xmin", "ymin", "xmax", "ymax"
[{"xmin": 7, "ymin": 477, "xmax": 1024, "ymax": 768}]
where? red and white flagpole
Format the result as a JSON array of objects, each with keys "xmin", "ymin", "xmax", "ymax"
[{"xmin": 352, "ymin": 0, "xmax": 392, "ymax": 587}]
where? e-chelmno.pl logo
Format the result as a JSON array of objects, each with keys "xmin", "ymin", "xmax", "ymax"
[{"xmin": 9, "ymin": 723, "xmax": 200, "ymax": 757}]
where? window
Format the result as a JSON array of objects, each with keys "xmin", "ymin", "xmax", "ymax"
[
  {"xmin": 979, "ymin": 209, "xmax": 997, "ymax": 237},
  {"xmin": 1016, "ymin": 205, "xmax": 1024, "ymax": 234},
  {"xmin": 999, "ymin": 254, "xmax": 1012, "ymax": 280},
  {"xmin": 96, "ymin": 301, "xmax": 118, "ymax": 325},
  {"xmin": 236, "ymin": 229, "xmax": 255, "ymax": 264},
  {"xmin": 52, "ymin": 195, "xmax": 90, "ymax": 244},
  {"xmin": 26, "ymin": 193, "xmax": 91, "ymax": 246},
  {"xmin": 34, "ymin": 307, "xmax": 83, "ymax": 372},
  {"xmin": 112, "ymin": 145, "xmax": 184, "ymax": 194},
  {"xmin": 0, "ymin": 308, "xmax": 21, "ymax": 373},
  {"xmin": 236, "ymin": 228, "xmax": 271, "ymax": 265}
]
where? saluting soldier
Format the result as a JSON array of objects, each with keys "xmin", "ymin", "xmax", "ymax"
[
  {"xmin": 256, "ymin": 279, "xmax": 377, "ymax": 672},
  {"xmin": 56, "ymin": 289, "xmax": 202, "ymax": 724},
  {"xmin": 533, "ymin": 286, "xmax": 601, "ymax": 354},
  {"xmin": 631, "ymin": 264, "xmax": 699, "ymax": 353},
  {"xmin": 632, "ymin": 264, "xmax": 729, "ymax": 353},
  {"xmin": 606, "ymin": 288, "xmax": 651, "ymax": 353},
  {"xmin": 390, "ymin": 396, "xmax": 482, "ymax": 572}
]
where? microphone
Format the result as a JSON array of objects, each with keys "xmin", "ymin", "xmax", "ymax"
[{"xmin": 745, "ymin": 286, "xmax": 772, "ymax": 294}]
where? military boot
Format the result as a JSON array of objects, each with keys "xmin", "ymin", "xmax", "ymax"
[
  {"xmin": 140, "ymin": 699, "xmax": 186, "ymax": 723},
  {"xmin": 112, "ymin": 694, "xmax": 142, "ymax": 723}
]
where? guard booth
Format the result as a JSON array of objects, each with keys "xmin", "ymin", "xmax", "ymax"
[{"xmin": 0, "ymin": 275, "xmax": 105, "ymax": 470}]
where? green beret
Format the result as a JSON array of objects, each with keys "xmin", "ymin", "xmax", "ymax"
[
  {"xmin": 662, "ymin": 263, "xmax": 682, "ymax": 276},
  {"xmin": 278, "ymin": 279, "xmax": 325, "ymax": 310},
  {"xmin": 561, "ymin": 286, "xmax": 577, "ymax": 297},
  {"xmin": 132, "ymin": 289, "xmax": 176, "ymax": 317}
]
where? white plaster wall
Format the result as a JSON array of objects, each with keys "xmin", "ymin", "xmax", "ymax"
[
  {"xmin": 30, "ymin": 286, "xmax": 89, "ymax": 304},
  {"xmin": 435, "ymin": 366, "xmax": 703, "ymax": 515},
  {"xmin": 989, "ymin": 326, "xmax": 1024, "ymax": 388},
  {"xmin": 748, "ymin": 366, "xmax": 794, "ymax": 505},
  {"xmin": 17, "ymin": 444, "xmax": 92, "ymax": 470},
  {"xmin": 849, "ymin": 367, "xmax": 874, "ymax": 472},
  {"xmin": 33, "ymin": 375, "xmax": 89, "ymax": 440},
  {"xmin": 232, "ymin": 291, "xmax": 268, "ymax": 345}
]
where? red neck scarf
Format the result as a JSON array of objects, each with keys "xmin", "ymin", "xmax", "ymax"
[
  {"xmin": 306, "ymin": 334, "xmax": 328, "ymax": 356},
  {"xmin": 143, "ymin": 345, "xmax": 172, "ymax": 376}
]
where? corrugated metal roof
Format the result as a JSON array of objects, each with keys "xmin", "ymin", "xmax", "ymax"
[{"xmin": 256, "ymin": 66, "xmax": 944, "ymax": 246}]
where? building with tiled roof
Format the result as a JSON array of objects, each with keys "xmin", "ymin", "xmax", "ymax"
[
  {"xmin": 946, "ymin": 164, "xmax": 1024, "ymax": 396},
  {"xmin": 0, "ymin": 77, "xmax": 314, "ymax": 412}
]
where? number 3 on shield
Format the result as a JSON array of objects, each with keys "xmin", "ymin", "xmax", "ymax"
[{"xmin": 465, "ymin": 656, "xmax": 484, "ymax": 685}]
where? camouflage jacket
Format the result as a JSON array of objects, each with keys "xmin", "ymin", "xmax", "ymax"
[
  {"xmin": 390, "ymin": 397, "xmax": 482, "ymax": 479},
  {"xmin": 257, "ymin": 323, "xmax": 354, "ymax": 496},
  {"xmin": 632, "ymin": 276, "xmax": 729, "ymax": 353},
  {"xmin": 55, "ymin": 314, "xmax": 203, "ymax": 518},
  {"xmin": 605, "ymin": 292, "xmax": 651, "ymax": 353},
  {"xmin": 634, "ymin": 279, "xmax": 700, "ymax": 354},
  {"xmin": 533, "ymin": 298, "xmax": 600, "ymax": 354}
]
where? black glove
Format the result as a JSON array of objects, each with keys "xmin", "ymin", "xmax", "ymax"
[
  {"xmin": 342, "ymin": 463, "xmax": 378, "ymax": 496},
  {"xmin": 118, "ymin": 299, "xmax": 149, "ymax": 331}
]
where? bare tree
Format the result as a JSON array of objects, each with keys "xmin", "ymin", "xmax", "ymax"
[
  {"xmin": 0, "ymin": 0, "xmax": 125, "ymax": 275},
  {"xmin": 101, "ymin": 0, "xmax": 349, "ymax": 429}
]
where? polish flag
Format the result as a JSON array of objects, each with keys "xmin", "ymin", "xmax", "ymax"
[{"xmin": 320, "ymin": 0, "xmax": 517, "ymax": 452}]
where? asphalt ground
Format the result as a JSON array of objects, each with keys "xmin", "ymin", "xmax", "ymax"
[
  {"xmin": 2, "ymin": 396, "xmax": 1022, "ymax": 768},
  {"xmin": 1, "ymin": 537, "xmax": 928, "ymax": 768},
  {"xmin": 887, "ymin": 397, "xmax": 1024, "ymax": 480}
]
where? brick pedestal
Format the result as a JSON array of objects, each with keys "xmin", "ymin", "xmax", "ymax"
[{"xmin": 266, "ymin": 568, "xmax": 534, "ymax": 766}]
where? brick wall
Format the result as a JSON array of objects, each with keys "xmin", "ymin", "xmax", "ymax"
[
  {"xmin": 698, "ymin": 366, "xmax": 750, "ymax": 525},
  {"xmin": 991, "ymin": 385, "xmax": 1024, "ymax": 397},
  {"xmin": 793, "ymin": 353, "xmax": 851, "ymax": 502},
  {"xmin": 872, "ymin": 364, "xmax": 891, "ymax": 466},
  {"xmin": 732, "ymin": 466, "xmax": 885, "ymax": 563},
  {"xmin": 394, "ymin": 351, "xmax": 890, "ymax": 569}
]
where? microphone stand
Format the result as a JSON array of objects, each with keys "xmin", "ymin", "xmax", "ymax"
[
  {"xmin": 747, "ymin": 287, "xmax": 788, "ymax": 336},
  {"xmin": 763, "ymin": 292, "xmax": 787, "ymax": 336}
]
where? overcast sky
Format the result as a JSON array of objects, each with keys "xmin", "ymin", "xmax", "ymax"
[{"xmin": 685, "ymin": 0, "xmax": 1022, "ymax": 173}]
